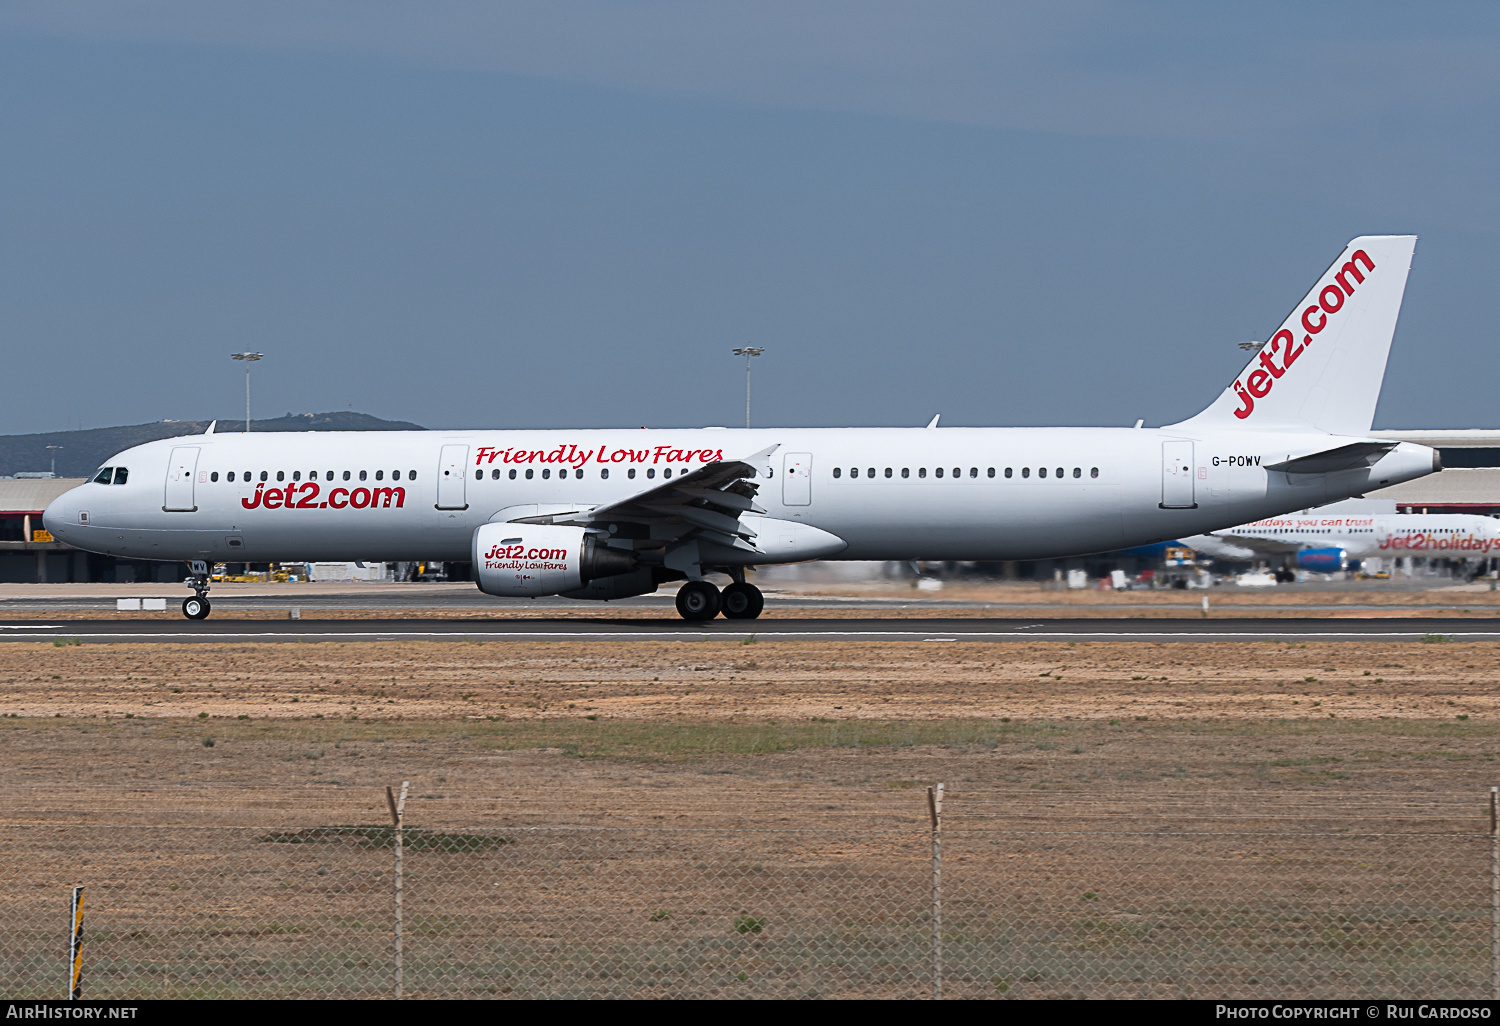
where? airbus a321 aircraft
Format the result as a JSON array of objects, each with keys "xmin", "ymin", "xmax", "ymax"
[
  {"xmin": 1185, "ymin": 510, "xmax": 1500, "ymax": 571},
  {"xmin": 44, "ymin": 235, "xmax": 1440, "ymax": 621}
]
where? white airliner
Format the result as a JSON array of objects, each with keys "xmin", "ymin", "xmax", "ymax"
[
  {"xmin": 1185, "ymin": 510, "xmax": 1500, "ymax": 570},
  {"xmin": 44, "ymin": 235, "xmax": 1440, "ymax": 621}
]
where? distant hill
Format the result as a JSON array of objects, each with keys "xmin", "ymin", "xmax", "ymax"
[{"xmin": 0, "ymin": 412, "xmax": 425, "ymax": 478}]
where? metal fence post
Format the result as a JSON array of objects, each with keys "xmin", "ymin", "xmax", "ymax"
[
  {"xmin": 928, "ymin": 783, "xmax": 944, "ymax": 1000},
  {"xmin": 67, "ymin": 885, "xmax": 84, "ymax": 1001},
  {"xmin": 1490, "ymin": 786, "xmax": 1498, "ymax": 1001},
  {"xmin": 388, "ymin": 781, "xmax": 409, "ymax": 1000}
]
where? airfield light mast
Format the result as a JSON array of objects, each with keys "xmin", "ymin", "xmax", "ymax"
[
  {"xmin": 230, "ymin": 352, "xmax": 264, "ymax": 432},
  {"xmin": 731, "ymin": 346, "xmax": 764, "ymax": 428}
]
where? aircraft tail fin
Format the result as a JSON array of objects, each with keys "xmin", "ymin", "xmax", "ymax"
[{"xmin": 1168, "ymin": 235, "xmax": 1416, "ymax": 436}]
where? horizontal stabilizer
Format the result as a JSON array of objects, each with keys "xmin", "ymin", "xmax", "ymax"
[{"xmin": 1264, "ymin": 441, "xmax": 1397, "ymax": 474}]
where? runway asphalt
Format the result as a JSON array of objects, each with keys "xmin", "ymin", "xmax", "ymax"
[{"xmin": 3, "ymin": 616, "xmax": 1498, "ymax": 643}]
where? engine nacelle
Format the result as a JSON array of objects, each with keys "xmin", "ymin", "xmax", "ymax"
[
  {"xmin": 473, "ymin": 523, "xmax": 636, "ymax": 597},
  {"xmin": 1297, "ymin": 547, "xmax": 1347, "ymax": 572}
]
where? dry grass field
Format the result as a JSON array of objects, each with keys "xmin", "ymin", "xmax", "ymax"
[
  {"xmin": 4, "ymin": 629, "xmax": 1498, "ymax": 997},
  {"xmin": 2, "ymin": 636, "xmax": 1496, "ymax": 831}
]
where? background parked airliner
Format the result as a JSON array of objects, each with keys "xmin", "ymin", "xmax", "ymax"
[
  {"xmin": 1184, "ymin": 509, "xmax": 1500, "ymax": 570},
  {"xmin": 45, "ymin": 236, "xmax": 1438, "ymax": 620}
]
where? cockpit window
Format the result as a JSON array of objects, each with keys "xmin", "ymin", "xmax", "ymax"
[
  {"xmin": 112, "ymin": 467, "xmax": 128, "ymax": 485},
  {"xmin": 94, "ymin": 468, "xmax": 113, "ymax": 484}
]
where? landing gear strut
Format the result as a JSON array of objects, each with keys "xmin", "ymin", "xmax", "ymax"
[{"xmin": 182, "ymin": 560, "xmax": 212, "ymax": 620}]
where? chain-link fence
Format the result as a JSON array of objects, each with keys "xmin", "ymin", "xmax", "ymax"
[{"xmin": 4, "ymin": 803, "xmax": 1498, "ymax": 999}]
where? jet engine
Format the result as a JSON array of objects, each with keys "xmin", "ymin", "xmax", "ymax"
[
  {"xmin": 473, "ymin": 523, "xmax": 636, "ymax": 597},
  {"xmin": 1296, "ymin": 547, "xmax": 1348, "ymax": 572}
]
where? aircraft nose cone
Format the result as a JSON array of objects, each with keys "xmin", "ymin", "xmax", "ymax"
[{"xmin": 42, "ymin": 489, "xmax": 81, "ymax": 539}]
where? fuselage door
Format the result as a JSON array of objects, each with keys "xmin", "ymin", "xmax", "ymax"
[
  {"xmin": 1160, "ymin": 440, "xmax": 1196, "ymax": 509},
  {"xmin": 782, "ymin": 452, "xmax": 812, "ymax": 506},
  {"xmin": 436, "ymin": 444, "xmax": 470, "ymax": 510},
  {"xmin": 163, "ymin": 446, "xmax": 200, "ymax": 512}
]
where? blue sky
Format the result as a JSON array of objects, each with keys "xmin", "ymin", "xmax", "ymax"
[{"xmin": 2, "ymin": 2, "xmax": 1497, "ymax": 433}]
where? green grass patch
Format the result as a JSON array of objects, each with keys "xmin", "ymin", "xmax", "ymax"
[{"xmin": 259, "ymin": 826, "xmax": 512, "ymax": 853}]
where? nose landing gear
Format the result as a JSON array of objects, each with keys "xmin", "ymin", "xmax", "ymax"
[{"xmin": 182, "ymin": 561, "xmax": 212, "ymax": 620}]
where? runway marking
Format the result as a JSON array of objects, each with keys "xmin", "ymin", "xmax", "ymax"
[
  {"xmin": 0, "ymin": 625, "xmax": 64, "ymax": 630},
  {"xmin": 4, "ymin": 628, "xmax": 1500, "ymax": 643}
]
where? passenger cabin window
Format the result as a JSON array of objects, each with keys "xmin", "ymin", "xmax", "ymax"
[
  {"xmin": 987, "ymin": 468, "xmax": 995, "ymax": 478},
  {"xmin": 628, "ymin": 469, "xmax": 636, "ymax": 479},
  {"xmin": 1038, "ymin": 467, "xmax": 1047, "ymax": 478},
  {"xmin": 1055, "ymin": 467, "xmax": 1063, "ymax": 478},
  {"xmin": 902, "ymin": 468, "xmax": 910, "ymax": 478},
  {"xmin": 1004, "ymin": 468, "xmax": 1012, "ymax": 478},
  {"xmin": 491, "ymin": 469, "xmax": 501, "ymax": 480},
  {"xmin": 542, "ymin": 469, "xmax": 551, "ymax": 479},
  {"xmin": 1091, "ymin": 467, "xmax": 1099, "ymax": 478},
  {"xmin": 408, "ymin": 471, "xmax": 416, "ymax": 480},
  {"xmin": 475, "ymin": 469, "xmax": 483, "ymax": 480},
  {"xmin": 260, "ymin": 471, "xmax": 269, "ymax": 482},
  {"xmin": 509, "ymin": 469, "xmax": 517, "ymax": 480},
  {"xmin": 970, "ymin": 468, "xmax": 978, "ymax": 478},
  {"xmin": 833, "ymin": 468, "xmax": 842, "ymax": 478},
  {"xmin": 1022, "ymin": 468, "xmax": 1030, "ymax": 478},
  {"xmin": 343, "ymin": 471, "xmax": 351, "ymax": 481},
  {"xmin": 918, "ymin": 468, "xmax": 927, "ymax": 478},
  {"xmin": 359, "ymin": 471, "xmax": 367, "ymax": 481},
  {"xmin": 94, "ymin": 468, "xmax": 112, "ymax": 484},
  {"xmin": 647, "ymin": 469, "xmax": 656, "ymax": 479},
  {"xmin": 276, "ymin": 471, "xmax": 285, "ymax": 482},
  {"xmin": 375, "ymin": 470, "xmax": 383, "ymax": 481},
  {"xmin": 1073, "ymin": 467, "xmax": 1081, "ymax": 478},
  {"xmin": 392, "ymin": 470, "xmax": 401, "ymax": 481},
  {"xmin": 934, "ymin": 467, "xmax": 943, "ymax": 478},
  {"xmin": 525, "ymin": 469, "xmax": 534, "ymax": 479},
  {"xmin": 867, "ymin": 468, "xmax": 875, "ymax": 478},
  {"xmin": 292, "ymin": 471, "xmax": 301, "ymax": 481},
  {"xmin": 663, "ymin": 468, "xmax": 672, "ymax": 479},
  {"xmin": 227, "ymin": 472, "xmax": 236, "ymax": 482},
  {"xmin": 601, "ymin": 469, "xmax": 609, "ymax": 480},
  {"xmin": 210, "ymin": 472, "xmax": 219, "ymax": 482},
  {"xmin": 885, "ymin": 468, "xmax": 892, "ymax": 478}
]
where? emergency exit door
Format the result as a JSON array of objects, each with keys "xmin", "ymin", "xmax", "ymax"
[
  {"xmin": 782, "ymin": 453, "xmax": 812, "ymax": 506},
  {"xmin": 436, "ymin": 444, "xmax": 469, "ymax": 509},
  {"xmin": 1160, "ymin": 440, "xmax": 1196, "ymax": 509},
  {"xmin": 163, "ymin": 447, "xmax": 200, "ymax": 512}
]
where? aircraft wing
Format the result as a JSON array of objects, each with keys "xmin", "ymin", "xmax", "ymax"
[
  {"xmin": 1182, "ymin": 533, "xmax": 1287, "ymax": 559},
  {"xmin": 560, "ymin": 445, "xmax": 778, "ymax": 554}
]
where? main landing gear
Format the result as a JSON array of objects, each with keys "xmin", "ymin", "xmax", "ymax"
[
  {"xmin": 674, "ymin": 580, "xmax": 764, "ymax": 622},
  {"xmin": 182, "ymin": 560, "xmax": 212, "ymax": 620}
]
